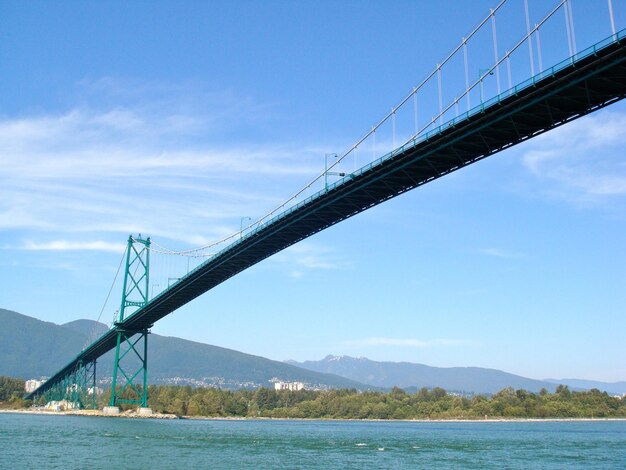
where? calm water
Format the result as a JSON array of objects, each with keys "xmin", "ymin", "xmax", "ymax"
[{"xmin": 1, "ymin": 414, "xmax": 625, "ymax": 469}]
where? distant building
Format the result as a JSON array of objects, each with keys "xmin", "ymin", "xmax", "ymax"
[
  {"xmin": 274, "ymin": 381, "xmax": 304, "ymax": 391},
  {"xmin": 44, "ymin": 400, "xmax": 79, "ymax": 411},
  {"xmin": 24, "ymin": 379, "xmax": 46, "ymax": 393}
]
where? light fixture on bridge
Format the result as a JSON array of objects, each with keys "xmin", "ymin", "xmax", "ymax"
[
  {"xmin": 240, "ymin": 216, "xmax": 252, "ymax": 240},
  {"xmin": 325, "ymin": 153, "xmax": 355, "ymax": 191},
  {"xmin": 478, "ymin": 67, "xmax": 495, "ymax": 105}
]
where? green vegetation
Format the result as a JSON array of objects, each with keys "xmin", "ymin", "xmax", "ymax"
[
  {"xmin": 0, "ymin": 376, "xmax": 28, "ymax": 409},
  {"xmin": 135, "ymin": 385, "xmax": 625, "ymax": 419},
  {"xmin": 5, "ymin": 373, "xmax": 625, "ymax": 419}
]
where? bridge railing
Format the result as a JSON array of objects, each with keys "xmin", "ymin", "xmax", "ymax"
[
  {"xmin": 236, "ymin": 32, "xmax": 626, "ymax": 243},
  {"xmin": 232, "ymin": 0, "xmax": 625, "ymax": 241}
]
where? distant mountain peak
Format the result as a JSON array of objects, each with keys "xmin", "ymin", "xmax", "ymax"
[
  {"xmin": 322, "ymin": 355, "xmax": 367, "ymax": 362},
  {"xmin": 62, "ymin": 319, "xmax": 110, "ymax": 338},
  {"xmin": 289, "ymin": 355, "xmax": 621, "ymax": 395},
  {"xmin": 324, "ymin": 354, "xmax": 348, "ymax": 362}
]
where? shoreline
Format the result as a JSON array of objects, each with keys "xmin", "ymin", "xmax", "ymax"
[{"xmin": 2, "ymin": 408, "xmax": 625, "ymax": 423}]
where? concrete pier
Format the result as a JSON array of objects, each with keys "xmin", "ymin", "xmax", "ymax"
[
  {"xmin": 138, "ymin": 407, "xmax": 153, "ymax": 416},
  {"xmin": 102, "ymin": 406, "xmax": 120, "ymax": 416}
]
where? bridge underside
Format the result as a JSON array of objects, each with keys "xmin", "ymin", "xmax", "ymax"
[{"xmin": 28, "ymin": 34, "xmax": 626, "ymax": 400}]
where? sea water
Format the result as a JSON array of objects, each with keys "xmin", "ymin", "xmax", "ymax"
[{"xmin": 1, "ymin": 413, "xmax": 625, "ymax": 469}]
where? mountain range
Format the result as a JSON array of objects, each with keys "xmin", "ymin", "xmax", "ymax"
[
  {"xmin": 288, "ymin": 355, "xmax": 626, "ymax": 395},
  {"xmin": 2, "ymin": 308, "xmax": 624, "ymax": 395},
  {"xmin": 0, "ymin": 308, "xmax": 364, "ymax": 390}
]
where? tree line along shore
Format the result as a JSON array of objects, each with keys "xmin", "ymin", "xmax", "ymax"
[{"xmin": 2, "ymin": 376, "xmax": 625, "ymax": 420}]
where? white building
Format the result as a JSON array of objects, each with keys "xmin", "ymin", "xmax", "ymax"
[
  {"xmin": 274, "ymin": 381, "xmax": 305, "ymax": 391},
  {"xmin": 44, "ymin": 400, "xmax": 79, "ymax": 411},
  {"xmin": 24, "ymin": 379, "xmax": 46, "ymax": 393}
]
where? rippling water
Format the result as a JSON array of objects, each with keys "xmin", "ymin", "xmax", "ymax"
[{"xmin": 1, "ymin": 413, "xmax": 625, "ymax": 469}]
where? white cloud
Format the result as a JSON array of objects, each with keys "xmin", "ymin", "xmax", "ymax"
[
  {"xmin": 521, "ymin": 110, "xmax": 626, "ymax": 200},
  {"xmin": 272, "ymin": 242, "xmax": 354, "ymax": 275},
  {"xmin": 478, "ymin": 248, "xmax": 524, "ymax": 259},
  {"xmin": 342, "ymin": 337, "xmax": 472, "ymax": 348},
  {"xmin": 20, "ymin": 240, "xmax": 127, "ymax": 253},
  {"xmin": 0, "ymin": 110, "xmax": 318, "ymax": 180},
  {"xmin": 0, "ymin": 80, "xmax": 330, "ymax": 247}
]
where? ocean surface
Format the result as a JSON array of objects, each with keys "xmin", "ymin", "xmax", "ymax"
[{"xmin": 1, "ymin": 414, "xmax": 625, "ymax": 469}]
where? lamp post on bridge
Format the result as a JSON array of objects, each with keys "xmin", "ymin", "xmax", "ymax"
[
  {"xmin": 240, "ymin": 216, "xmax": 252, "ymax": 240},
  {"xmin": 479, "ymin": 68, "xmax": 495, "ymax": 106},
  {"xmin": 324, "ymin": 153, "xmax": 337, "ymax": 191},
  {"xmin": 325, "ymin": 153, "xmax": 355, "ymax": 191}
]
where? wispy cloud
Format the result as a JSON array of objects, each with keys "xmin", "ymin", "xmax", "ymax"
[
  {"xmin": 20, "ymin": 240, "xmax": 126, "ymax": 253},
  {"xmin": 0, "ymin": 109, "xmax": 318, "ymax": 180},
  {"xmin": 0, "ymin": 79, "xmax": 329, "ymax": 247},
  {"xmin": 521, "ymin": 110, "xmax": 626, "ymax": 202},
  {"xmin": 478, "ymin": 247, "xmax": 524, "ymax": 259},
  {"xmin": 342, "ymin": 337, "xmax": 473, "ymax": 348},
  {"xmin": 272, "ymin": 242, "xmax": 354, "ymax": 276}
]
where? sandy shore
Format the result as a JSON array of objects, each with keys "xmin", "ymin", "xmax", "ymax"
[
  {"xmin": 0, "ymin": 408, "xmax": 178, "ymax": 419},
  {"xmin": 2, "ymin": 408, "xmax": 625, "ymax": 422}
]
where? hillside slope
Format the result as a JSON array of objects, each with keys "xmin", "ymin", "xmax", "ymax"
[
  {"xmin": 0, "ymin": 308, "xmax": 365, "ymax": 390},
  {"xmin": 289, "ymin": 355, "xmax": 568, "ymax": 394}
]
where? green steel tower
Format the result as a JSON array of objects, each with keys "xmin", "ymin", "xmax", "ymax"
[{"xmin": 109, "ymin": 235, "xmax": 151, "ymax": 408}]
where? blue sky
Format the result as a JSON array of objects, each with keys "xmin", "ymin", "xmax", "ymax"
[{"xmin": 1, "ymin": 0, "xmax": 625, "ymax": 382}]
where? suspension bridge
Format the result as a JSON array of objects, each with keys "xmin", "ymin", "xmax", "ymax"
[{"xmin": 26, "ymin": 0, "xmax": 626, "ymax": 412}]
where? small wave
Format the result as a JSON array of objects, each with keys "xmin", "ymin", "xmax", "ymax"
[
  {"xmin": 355, "ymin": 443, "xmax": 367, "ymax": 447},
  {"xmin": 377, "ymin": 447, "xmax": 385, "ymax": 451}
]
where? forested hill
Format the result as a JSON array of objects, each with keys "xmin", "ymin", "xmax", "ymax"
[
  {"xmin": 0, "ymin": 308, "xmax": 87, "ymax": 378},
  {"xmin": 0, "ymin": 308, "xmax": 366, "ymax": 390},
  {"xmin": 4, "ymin": 308, "xmax": 623, "ymax": 395}
]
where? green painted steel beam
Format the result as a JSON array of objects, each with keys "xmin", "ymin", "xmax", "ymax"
[{"xmin": 110, "ymin": 236, "xmax": 150, "ymax": 408}]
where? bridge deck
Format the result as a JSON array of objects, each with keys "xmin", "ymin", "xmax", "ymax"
[{"xmin": 28, "ymin": 31, "xmax": 626, "ymax": 400}]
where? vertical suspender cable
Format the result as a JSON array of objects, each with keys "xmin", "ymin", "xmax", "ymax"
[
  {"xmin": 564, "ymin": 0, "xmax": 574, "ymax": 57},
  {"xmin": 463, "ymin": 38, "xmax": 470, "ymax": 111},
  {"xmin": 524, "ymin": 0, "xmax": 535, "ymax": 76},
  {"xmin": 372, "ymin": 127, "xmax": 376, "ymax": 160},
  {"xmin": 413, "ymin": 90, "xmax": 419, "ymax": 135},
  {"xmin": 535, "ymin": 25, "xmax": 543, "ymax": 72},
  {"xmin": 506, "ymin": 51, "xmax": 513, "ymax": 91},
  {"xmin": 437, "ymin": 65, "xmax": 443, "ymax": 126},
  {"xmin": 568, "ymin": 0, "xmax": 577, "ymax": 53},
  {"xmin": 608, "ymin": 0, "xmax": 617, "ymax": 39},
  {"xmin": 392, "ymin": 109, "xmax": 396, "ymax": 149},
  {"xmin": 491, "ymin": 9, "xmax": 501, "ymax": 94}
]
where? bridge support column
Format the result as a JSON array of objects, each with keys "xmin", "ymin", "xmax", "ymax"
[
  {"xmin": 82, "ymin": 359, "xmax": 97, "ymax": 410},
  {"xmin": 109, "ymin": 328, "xmax": 150, "ymax": 408},
  {"xmin": 50, "ymin": 359, "xmax": 98, "ymax": 410},
  {"xmin": 108, "ymin": 235, "xmax": 151, "ymax": 410}
]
